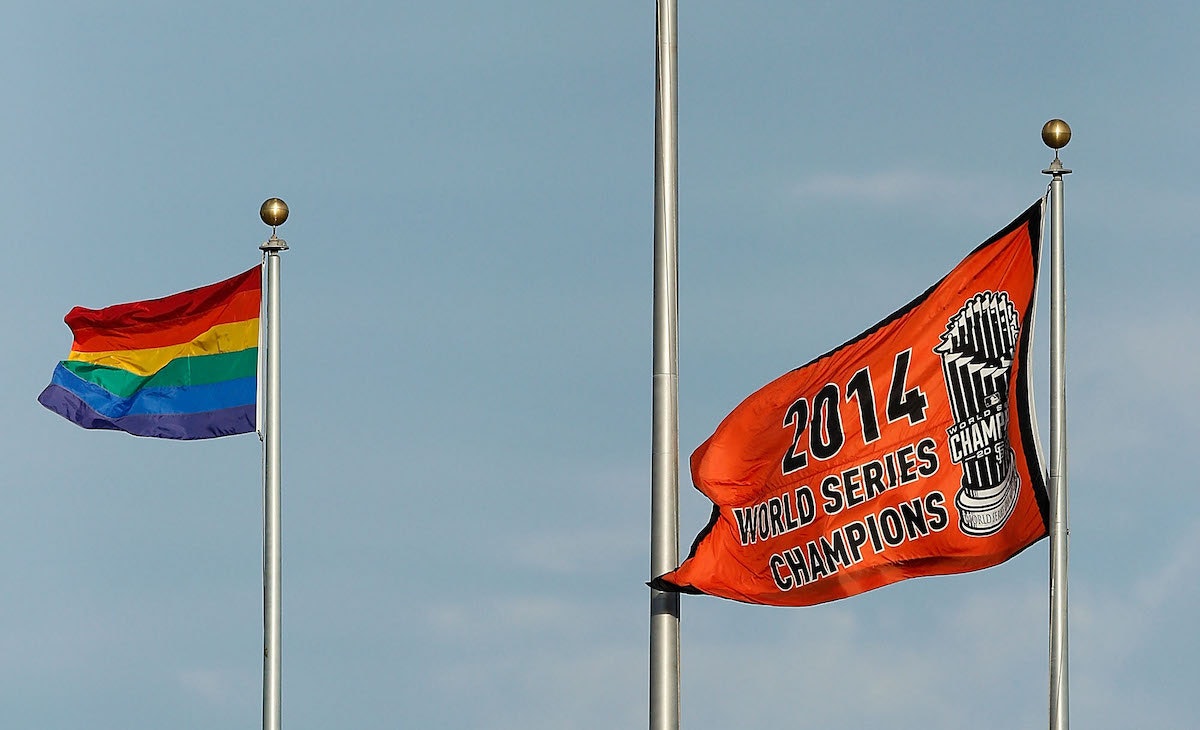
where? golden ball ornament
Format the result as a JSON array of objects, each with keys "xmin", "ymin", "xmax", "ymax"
[
  {"xmin": 260, "ymin": 198, "xmax": 289, "ymax": 227},
  {"xmin": 1041, "ymin": 119, "xmax": 1071, "ymax": 150}
]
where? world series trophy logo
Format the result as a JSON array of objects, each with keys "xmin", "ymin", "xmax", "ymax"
[{"xmin": 934, "ymin": 291, "xmax": 1021, "ymax": 536}]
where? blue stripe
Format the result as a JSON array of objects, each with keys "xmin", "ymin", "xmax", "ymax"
[
  {"xmin": 49, "ymin": 362, "xmax": 256, "ymax": 418},
  {"xmin": 39, "ymin": 384, "xmax": 255, "ymax": 440}
]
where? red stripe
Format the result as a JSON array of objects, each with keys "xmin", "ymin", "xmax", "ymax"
[{"xmin": 67, "ymin": 267, "xmax": 261, "ymax": 352}]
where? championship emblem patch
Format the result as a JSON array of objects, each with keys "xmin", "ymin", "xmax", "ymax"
[{"xmin": 935, "ymin": 291, "xmax": 1021, "ymax": 536}]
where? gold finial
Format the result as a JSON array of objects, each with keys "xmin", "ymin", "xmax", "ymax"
[
  {"xmin": 1041, "ymin": 119, "xmax": 1071, "ymax": 150},
  {"xmin": 260, "ymin": 198, "xmax": 289, "ymax": 228}
]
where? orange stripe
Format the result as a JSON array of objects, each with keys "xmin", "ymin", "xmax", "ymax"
[
  {"xmin": 70, "ymin": 288, "xmax": 260, "ymax": 352},
  {"xmin": 68, "ymin": 319, "xmax": 260, "ymax": 376}
]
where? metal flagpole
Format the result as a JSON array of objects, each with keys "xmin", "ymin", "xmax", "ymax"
[
  {"xmin": 649, "ymin": 1, "xmax": 680, "ymax": 729},
  {"xmin": 1041, "ymin": 121, "xmax": 1071, "ymax": 730},
  {"xmin": 259, "ymin": 198, "xmax": 289, "ymax": 730}
]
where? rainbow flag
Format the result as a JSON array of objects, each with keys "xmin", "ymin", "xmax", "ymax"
[{"xmin": 38, "ymin": 267, "xmax": 262, "ymax": 440}]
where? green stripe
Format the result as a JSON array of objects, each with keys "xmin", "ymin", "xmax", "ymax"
[{"xmin": 63, "ymin": 348, "xmax": 258, "ymax": 397}]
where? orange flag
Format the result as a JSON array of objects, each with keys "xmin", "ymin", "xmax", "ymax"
[{"xmin": 653, "ymin": 203, "xmax": 1049, "ymax": 606}]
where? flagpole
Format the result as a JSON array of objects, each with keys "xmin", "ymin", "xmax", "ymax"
[
  {"xmin": 649, "ymin": 1, "xmax": 680, "ymax": 729},
  {"xmin": 259, "ymin": 198, "xmax": 289, "ymax": 730},
  {"xmin": 1041, "ymin": 121, "xmax": 1071, "ymax": 730}
]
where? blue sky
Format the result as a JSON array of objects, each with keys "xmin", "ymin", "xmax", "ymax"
[{"xmin": 3, "ymin": 2, "xmax": 1197, "ymax": 728}]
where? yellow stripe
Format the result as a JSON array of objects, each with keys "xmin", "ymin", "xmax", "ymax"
[{"xmin": 68, "ymin": 319, "xmax": 260, "ymax": 376}]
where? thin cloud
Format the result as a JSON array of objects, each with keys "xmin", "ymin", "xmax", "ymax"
[
  {"xmin": 426, "ymin": 641, "xmax": 645, "ymax": 730},
  {"xmin": 794, "ymin": 169, "xmax": 1031, "ymax": 218},
  {"xmin": 1070, "ymin": 301, "xmax": 1199, "ymax": 463},
  {"xmin": 1077, "ymin": 518, "xmax": 1200, "ymax": 662},
  {"xmin": 423, "ymin": 595, "xmax": 599, "ymax": 640},
  {"xmin": 507, "ymin": 527, "xmax": 643, "ymax": 574},
  {"xmin": 177, "ymin": 668, "xmax": 239, "ymax": 706}
]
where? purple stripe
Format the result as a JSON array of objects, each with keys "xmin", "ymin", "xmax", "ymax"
[{"xmin": 39, "ymin": 383, "xmax": 255, "ymax": 440}]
